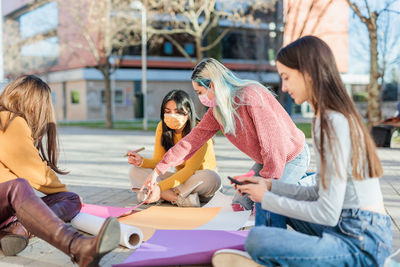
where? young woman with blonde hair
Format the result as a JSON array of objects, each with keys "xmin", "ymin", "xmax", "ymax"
[
  {"xmin": 140, "ymin": 58, "xmax": 310, "ymax": 213},
  {"xmin": 0, "ymin": 76, "xmax": 120, "ymax": 263},
  {"xmin": 212, "ymin": 36, "xmax": 392, "ymax": 267},
  {"xmin": 128, "ymin": 90, "xmax": 220, "ymax": 206}
]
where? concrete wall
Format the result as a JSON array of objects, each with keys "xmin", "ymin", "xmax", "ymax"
[
  {"xmin": 283, "ymin": 0, "xmax": 349, "ymax": 73},
  {"xmin": 86, "ymin": 80, "xmax": 135, "ymax": 120},
  {"xmin": 50, "ymin": 82, "xmax": 65, "ymax": 121},
  {"xmin": 146, "ymin": 81, "xmax": 196, "ymax": 119},
  {"xmin": 66, "ymin": 80, "xmax": 87, "ymax": 120}
]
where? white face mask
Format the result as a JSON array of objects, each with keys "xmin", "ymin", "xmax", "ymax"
[
  {"xmin": 198, "ymin": 91, "xmax": 217, "ymax": 107},
  {"xmin": 163, "ymin": 113, "xmax": 188, "ymax": 129}
]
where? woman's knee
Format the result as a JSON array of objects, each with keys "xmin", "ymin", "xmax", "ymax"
[
  {"xmin": 11, "ymin": 178, "xmax": 34, "ymax": 195},
  {"xmin": 245, "ymin": 227, "xmax": 276, "ymax": 258},
  {"xmin": 128, "ymin": 166, "xmax": 149, "ymax": 188},
  {"xmin": 129, "ymin": 166, "xmax": 141, "ymax": 179},
  {"xmin": 196, "ymin": 169, "xmax": 221, "ymax": 196},
  {"xmin": 245, "ymin": 227, "xmax": 265, "ymax": 256}
]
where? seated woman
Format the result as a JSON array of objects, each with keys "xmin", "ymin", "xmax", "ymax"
[
  {"xmin": 0, "ymin": 76, "xmax": 81, "ymax": 241},
  {"xmin": 0, "ymin": 178, "xmax": 120, "ymax": 265},
  {"xmin": 127, "ymin": 90, "xmax": 221, "ymax": 207},
  {"xmin": 212, "ymin": 36, "xmax": 392, "ymax": 267}
]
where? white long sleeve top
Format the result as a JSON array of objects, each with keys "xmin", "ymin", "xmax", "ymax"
[{"xmin": 261, "ymin": 111, "xmax": 383, "ymax": 226}]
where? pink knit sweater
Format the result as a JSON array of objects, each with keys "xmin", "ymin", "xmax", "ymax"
[{"xmin": 156, "ymin": 85, "xmax": 305, "ymax": 179}]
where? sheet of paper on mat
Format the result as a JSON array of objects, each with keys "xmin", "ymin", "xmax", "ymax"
[
  {"xmin": 113, "ymin": 230, "xmax": 249, "ymax": 267},
  {"xmin": 196, "ymin": 210, "xmax": 251, "ymax": 230},
  {"xmin": 202, "ymin": 191, "xmax": 234, "ymax": 212},
  {"xmin": 118, "ymin": 206, "xmax": 221, "ymax": 230}
]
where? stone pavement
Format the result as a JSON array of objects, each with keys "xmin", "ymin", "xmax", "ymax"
[{"xmin": 0, "ymin": 126, "xmax": 399, "ymax": 266}]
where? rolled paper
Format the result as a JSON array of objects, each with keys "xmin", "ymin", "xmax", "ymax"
[{"xmin": 71, "ymin": 212, "xmax": 143, "ymax": 249}]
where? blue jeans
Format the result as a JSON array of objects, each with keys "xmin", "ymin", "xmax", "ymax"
[
  {"xmin": 254, "ymin": 144, "xmax": 311, "ymax": 225},
  {"xmin": 232, "ymin": 143, "xmax": 310, "ymax": 211},
  {"xmin": 246, "ymin": 209, "xmax": 392, "ymax": 267}
]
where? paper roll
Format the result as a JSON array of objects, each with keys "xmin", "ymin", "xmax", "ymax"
[{"xmin": 71, "ymin": 212, "xmax": 143, "ymax": 250}]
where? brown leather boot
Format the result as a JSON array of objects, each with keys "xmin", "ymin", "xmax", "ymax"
[
  {"xmin": 15, "ymin": 196, "xmax": 120, "ymax": 267},
  {"xmin": 2, "ymin": 220, "xmax": 33, "ymax": 239},
  {"xmin": 0, "ymin": 230, "xmax": 28, "ymax": 256}
]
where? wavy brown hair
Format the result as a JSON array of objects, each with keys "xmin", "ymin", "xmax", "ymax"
[
  {"xmin": 276, "ymin": 36, "xmax": 382, "ymax": 188},
  {"xmin": 0, "ymin": 75, "xmax": 68, "ymax": 175}
]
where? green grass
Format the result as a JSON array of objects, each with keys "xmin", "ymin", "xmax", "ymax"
[
  {"xmin": 59, "ymin": 120, "xmax": 159, "ymax": 131},
  {"xmin": 296, "ymin": 122, "xmax": 312, "ymax": 138},
  {"xmin": 59, "ymin": 120, "xmax": 313, "ymax": 138}
]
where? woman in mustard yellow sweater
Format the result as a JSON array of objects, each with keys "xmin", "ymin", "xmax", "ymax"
[
  {"xmin": 0, "ymin": 76, "xmax": 81, "ymax": 243},
  {"xmin": 127, "ymin": 90, "xmax": 221, "ymax": 207}
]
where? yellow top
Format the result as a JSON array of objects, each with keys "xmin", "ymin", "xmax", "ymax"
[
  {"xmin": 0, "ymin": 111, "xmax": 67, "ymax": 194},
  {"xmin": 142, "ymin": 121, "xmax": 217, "ymax": 192}
]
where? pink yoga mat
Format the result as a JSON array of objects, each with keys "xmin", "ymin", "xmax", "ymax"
[
  {"xmin": 113, "ymin": 230, "xmax": 249, "ymax": 267},
  {"xmin": 81, "ymin": 203, "xmax": 133, "ymax": 218}
]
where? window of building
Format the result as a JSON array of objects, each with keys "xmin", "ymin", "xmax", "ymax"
[
  {"xmin": 19, "ymin": 2, "xmax": 58, "ymax": 39},
  {"xmin": 164, "ymin": 42, "xmax": 173, "ymax": 55},
  {"xmin": 21, "ymin": 36, "xmax": 59, "ymax": 58},
  {"xmin": 100, "ymin": 89, "xmax": 125, "ymax": 105},
  {"xmin": 184, "ymin": 43, "xmax": 194, "ymax": 55},
  {"xmin": 115, "ymin": 90, "xmax": 124, "ymax": 104},
  {"xmin": 71, "ymin": 90, "xmax": 80, "ymax": 104}
]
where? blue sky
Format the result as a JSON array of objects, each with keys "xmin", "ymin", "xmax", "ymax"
[{"xmin": 348, "ymin": 0, "xmax": 400, "ymax": 81}]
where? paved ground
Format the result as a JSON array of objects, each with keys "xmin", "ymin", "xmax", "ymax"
[{"xmin": 0, "ymin": 126, "xmax": 399, "ymax": 266}]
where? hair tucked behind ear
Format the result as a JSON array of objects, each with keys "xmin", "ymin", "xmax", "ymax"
[
  {"xmin": 276, "ymin": 36, "xmax": 382, "ymax": 188},
  {"xmin": 0, "ymin": 75, "xmax": 68, "ymax": 175}
]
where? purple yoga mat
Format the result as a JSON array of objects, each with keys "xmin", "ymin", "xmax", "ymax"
[{"xmin": 113, "ymin": 230, "xmax": 249, "ymax": 267}]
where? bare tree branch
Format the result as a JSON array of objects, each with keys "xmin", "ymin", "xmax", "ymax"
[
  {"xmin": 298, "ymin": 0, "xmax": 317, "ymax": 37},
  {"xmin": 162, "ymin": 34, "xmax": 196, "ymax": 63},
  {"xmin": 309, "ymin": 0, "xmax": 334, "ymax": 35},
  {"xmin": 201, "ymin": 26, "xmax": 233, "ymax": 52}
]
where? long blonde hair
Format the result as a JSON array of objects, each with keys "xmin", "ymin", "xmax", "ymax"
[
  {"xmin": 0, "ymin": 75, "xmax": 67, "ymax": 174},
  {"xmin": 191, "ymin": 58, "xmax": 272, "ymax": 136}
]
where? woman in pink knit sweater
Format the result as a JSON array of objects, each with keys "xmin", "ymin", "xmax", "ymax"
[{"xmin": 141, "ymin": 58, "xmax": 310, "ymax": 210}]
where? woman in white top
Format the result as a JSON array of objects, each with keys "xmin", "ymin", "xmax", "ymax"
[{"xmin": 212, "ymin": 36, "xmax": 392, "ymax": 267}]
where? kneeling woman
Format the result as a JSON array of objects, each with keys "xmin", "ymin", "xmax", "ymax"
[{"xmin": 128, "ymin": 90, "xmax": 221, "ymax": 207}]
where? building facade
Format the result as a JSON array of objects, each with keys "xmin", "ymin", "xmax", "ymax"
[{"xmin": 2, "ymin": 0, "xmax": 363, "ymax": 121}]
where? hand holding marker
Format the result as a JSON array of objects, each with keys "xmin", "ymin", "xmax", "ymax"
[{"xmin": 124, "ymin": 147, "xmax": 145, "ymax": 157}]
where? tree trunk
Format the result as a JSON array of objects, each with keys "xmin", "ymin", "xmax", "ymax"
[
  {"xmin": 195, "ymin": 37, "xmax": 206, "ymax": 117},
  {"xmin": 195, "ymin": 37, "xmax": 203, "ymax": 64},
  {"xmin": 104, "ymin": 71, "xmax": 113, "ymax": 129},
  {"xmin": 367, "ymin": 25, "xmax": 382, "ymax": 128}
]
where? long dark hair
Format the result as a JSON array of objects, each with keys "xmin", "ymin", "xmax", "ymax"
[
  {"xmin": 276, "ymin": 36, "xmax": 382, "ymax": 188},
  {"xmin": 0, "ymin": 75, "xmax": 68, "ymax": 175},
  {"xmin": 160, "ymin": 90, "xmax": 198, "ymax": 151}
]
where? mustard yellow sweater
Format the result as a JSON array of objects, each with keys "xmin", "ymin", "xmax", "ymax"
[
  {"xmin": 0, "ymin": 111, "xmax": 67, "ymax": 194},
  {"xmin": 142, "ymin": 121, "xmax": 217, "ymax": 192}
]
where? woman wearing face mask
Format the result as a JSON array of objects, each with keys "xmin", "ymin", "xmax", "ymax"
[
  {"xmin": 127, "ymin": 90, "xmax": 221, "ymax": 207},
  {"xmin": 141, "ymin": 58, "xmax": 309, "ymax": 211},
  {"xmin": 212, "ymin": 36, "xmax": 391, "ymax": 267}
]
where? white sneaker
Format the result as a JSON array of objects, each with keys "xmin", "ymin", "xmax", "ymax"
[
  {"xmin": 175, "ymin": 192, "xmax": 200, "ymax": 207},
  {"xmin": 212, "ymin": 249, "xmax": 262, "ymax": 267}
]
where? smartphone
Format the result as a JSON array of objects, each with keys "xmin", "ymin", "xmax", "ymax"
[{"xmin": 228, "ymin": 176, "xmax": 244, "ymax": 185}]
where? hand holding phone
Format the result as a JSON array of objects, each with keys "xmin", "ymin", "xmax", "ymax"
[
  {"xmin": 228, "ymin": 176, "xmax": 257, "ymax": 185},
  {"xmin": 228, "ymin": 176, "xmax": 244, "ymax": 185}
]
